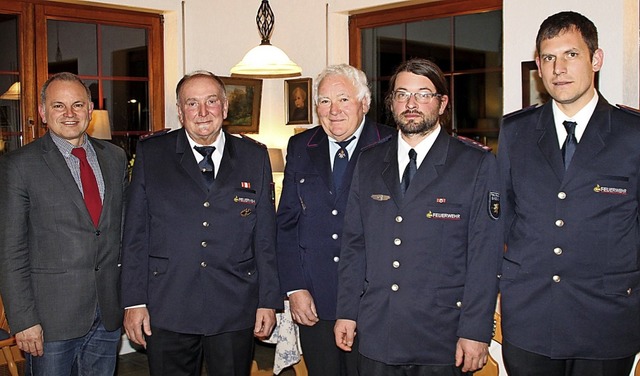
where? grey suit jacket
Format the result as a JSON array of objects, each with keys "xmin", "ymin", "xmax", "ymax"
[{"xmin": 0, "ymin": 132, "xmax": 127, "ymax": 341}]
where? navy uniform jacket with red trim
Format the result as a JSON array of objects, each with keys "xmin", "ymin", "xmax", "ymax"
[
  {"xmin": 336, "ymin": 128, "xmax": 502, "ymax": 365},
  {"xmin": 498, "ymin": 96, "xmax": 640, "ymax": 359},
  {"xmin": 120, "ymin": 128, "xmax": 281, "ymax": 335},
  {"xmin": 276, "ymin": 119, "xmax": 395, "ymax": 320}
]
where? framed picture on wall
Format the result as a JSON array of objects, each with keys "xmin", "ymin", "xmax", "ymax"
[
  {"xmin": 219, "ymin": 76, "xmax": 262, "ymax": 134},
  {"xmin": 285, "ymin": 78, "xmax": 312, "ymax": 125},
  {"xmin": 521, "ymin": 61, "xmax": 550, "ymax": 107}
]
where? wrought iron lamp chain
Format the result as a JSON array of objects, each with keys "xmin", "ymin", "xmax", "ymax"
[{"xmin": 257, "ymin": 0, "xmax": 275, "ymax": 45}]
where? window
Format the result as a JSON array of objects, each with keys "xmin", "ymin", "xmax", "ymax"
[
  {"xmin": 350, "ymin": 0, "xmax": 502, "ymax": 150},
  {"xmin": 0, "ymin": 0, "xmax": 164, "ymax": 158}
]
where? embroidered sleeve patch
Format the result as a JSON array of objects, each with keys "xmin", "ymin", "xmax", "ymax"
[{"xmin": 488, "ymin": 191, "xmax": 500, "ymax": 220}]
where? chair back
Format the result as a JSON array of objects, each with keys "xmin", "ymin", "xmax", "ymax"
[{"xmin": 0, "ymin": 294, "xmax": 25, "ymax": 376}]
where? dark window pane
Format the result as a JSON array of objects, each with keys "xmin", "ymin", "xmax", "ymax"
[
  {"xmin": 452, "ymin": 72, "xmax": 502, "ymax": 138},
  {"xmin": 406, "ymin": 18, "xmax": 451, "ymax": 71},
  {"xmin": 454, "ymin": 11, "xmax": 502, "ymax": 71},
  {"xmin": 370, "ymin": 79, "xmax": 392, "ymax": 127},
  {"xmin": 362, "ymin": 24, "xmax": 405, "ymax": 78},
  {"xmin": 102, "ymin": 25, "xmax": 148, "ymax": 77},
  {"xmin": 0, "ymin": 15, "xmax": 18, "ymax": 72},
  {"xmin": 0, "ymin": 15, "xmax": 21, "ymax": 153},
  {"xmin": 47, "ymin": 20, "xmax": 97, "ymax": 75},
  {"xmin": 106, "ymin": 80, "xmax": 149, "ymax": 132},
  {"xmin": 0, "ymin": 77, "xmax": 22, "ymax": 155}
]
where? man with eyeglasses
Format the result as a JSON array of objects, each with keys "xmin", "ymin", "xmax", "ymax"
[
  {"xmin": 277, "ymin": 64, "xmax": 394, "ymax": 376},
  {"xmin": 334, "ymin": 58, "xmax": 502, "ymax": 376}
]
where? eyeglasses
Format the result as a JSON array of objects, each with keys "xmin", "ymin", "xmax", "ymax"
[{"xmin": 392, "ymin": 90, "xmax": 441, "ymax": 104}]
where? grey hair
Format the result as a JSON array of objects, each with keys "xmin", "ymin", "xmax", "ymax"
[{"xmin": 312, "ymin": 64, "xmax": 371, "ymax": 107}]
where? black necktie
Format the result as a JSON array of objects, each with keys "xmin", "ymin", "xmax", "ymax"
[
  {"xmin": 71, "ymin": 147, "xmax": 102, "ymax": 227},
  {"xmin": 194, "ymin": 146, "xmax": 216, "ymax": 189},
  {"xmin": 562, "ymin": 121, "xmax": 578, "ymax": 170},
  {"xmin": 401, "ymin": 149, "xmax": 417, "ymax": 195},
  {"xmin": 332, "ymin": 136, "xmax": 356, "ymax": 191}
]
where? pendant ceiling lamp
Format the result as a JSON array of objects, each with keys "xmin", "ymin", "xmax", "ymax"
[{"xmin": 230, "ymin": 0, "xmax": 301, "ymax": 79}]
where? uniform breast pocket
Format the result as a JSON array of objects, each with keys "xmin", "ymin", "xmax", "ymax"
[
  {"xmin": 424, "ymin": 203, "xmax": 467, "ymax": 239},
  {"xmin": 233, "ymin": 188, "xmax": 257, "ymax": 207},
  {"xmin": 593, "ymin": 175, "xmax": 630, "ymax": 197},
  {"xmin": 588, "ymin": 175, "xmax": 633, "ymax": 231},
  {"xmin": 422, "ymin": 203, "xmax": 468, "ymax": 274}
]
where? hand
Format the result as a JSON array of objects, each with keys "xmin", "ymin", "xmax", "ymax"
[
  {"xmin": 15, "ymin": 324, "xmax": 44, "ymax": 356},
  {"xmin": 455, "ymin": 337, "xmax": 489, "ymax": 372},
  {"xmin": 124, "ymin": 307, "xmax": 152, "ymax": 348},
  {"xmin": 254, "ymin": 308, "xmax": 276, "ymax": 340},
  {"xmin": 288, "ymin": 290, "xmax": 319, "ymax": 326},
  {"xmin": 334, "ymin": 319, "xmax": 356, "ymax": 351}
]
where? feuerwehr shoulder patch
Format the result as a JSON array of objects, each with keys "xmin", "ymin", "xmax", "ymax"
[{"xmin": 488, "ymin": 191, "xmax": 500, "ymax": 220}]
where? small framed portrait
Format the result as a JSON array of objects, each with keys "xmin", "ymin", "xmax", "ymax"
[
  {"xmin": 219, "ymin": 76, "xmax": 263, "ymax": 134},
  {"xmin": 521, "ymin": 61, "xmax": 550, "ymax": 108},
  {"xmin": 285, "ymin": 78, "xmax": 312, "ymax": 125}
]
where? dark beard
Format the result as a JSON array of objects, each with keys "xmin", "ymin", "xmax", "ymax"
[{"xmin": 394, "ymin": 110, "xmax": 439, "ymax": 136}]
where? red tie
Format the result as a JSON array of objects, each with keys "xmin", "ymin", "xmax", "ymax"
[{"xmin": 71, "ymin": 147, "xmax": 102, "ymax": 227}]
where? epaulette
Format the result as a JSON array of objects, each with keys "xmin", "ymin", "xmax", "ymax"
[
  {"xmin": 502, "ymin": 104, "xmax": 538, "ymax": 120},
  {"xmin": 240, "ymin": 134, "xmax": 267, "ymax": 148},
  {"xmin": 616, "ymin": 104, "xmax": 640, "ymax": 117},
  {"xmin": 455, "ymin": 135, "xmax": 492, "ymax": 152},
  {"xmin": 140, "ymin": 128, "xmax": 171, "ymax": 141}
]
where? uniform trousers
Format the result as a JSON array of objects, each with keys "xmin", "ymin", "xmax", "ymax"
[
  {"xmin": 298, "ymin": 319, "xmax": 358, "ymax": 376},
  {"xmin": 145, "ymin": 326, "xmax": 254, "ymax": 376},
  {"xmin": 502, "ymin": 340, "xmax": 636, "ymax": 376},
  {"xmin": 358, "ymin": 354, "xmax": 471, "ymax": 376}
]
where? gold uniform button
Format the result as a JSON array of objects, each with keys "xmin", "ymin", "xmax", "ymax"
[
  {"xmin": 202, "ymin": 221, "xmax": 209, "ymax": 227},
  {"xmin": 332, "ymin": 233, "xmax": 339, "ymax": 240},
  {"xmin": 628, "ymin": 288, "xmax": 633, "ymax": 295},
  {"xmin": 200, "ymin": 261, "xmax": 207, "ymax": 268},
  {"xmin": 552, "ymin": 275, "xmax": 561, "ymax": 283},
  {"xmin": 201, "ymin": 241, "xmax": 208, "ymax": 247},
  {"xmin": 392, "ymin": 261, "xmax": 400, "ymax": 268},
  {"xmin": 332, "ymin": 209, "xmax": 338, "ymax": 216},
  {"xmin": 391, "ymin": 284, "xmax": 399, "ymax": 291},
  {"xmin": 203, "ymin": 201, "xmax": 210, "ymax": 208},
  {"xmin": 555, "ymin": 219, "xmax": 564, "ymax": 227},
  {"xmin": 333, "ymin": 256, "xmax": 340, "ymax": 263},
  {"xmin": 395, "ymin": 216, "xmax": 403, "ymax": 223},
  {"xmin": 558, "ymin": 192, "xmax": 567, "ymax": 200},
  {"xmin": 553, "ymin": 247, "xmax": 563, "ymax": 255},
  {"xmin": 456, "ymin": 301, "xmax": 462, "ymax": 308},
  {"xmin": 394, "ymin": 238, "xmax": 402, "ymax": 246},
  {"xmin": 299, "ymin": 178, "xmax": 305, "ymax": 184}
]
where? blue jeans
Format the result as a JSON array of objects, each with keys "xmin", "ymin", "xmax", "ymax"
[{"xmin": 26, "ymin": 308, "xmax": 120, "ymax": 376}]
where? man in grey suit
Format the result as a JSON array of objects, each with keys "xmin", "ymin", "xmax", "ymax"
[{"xmin": 0, "ymin": 72, "xmax": 128, "ymax": 375}]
